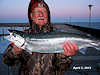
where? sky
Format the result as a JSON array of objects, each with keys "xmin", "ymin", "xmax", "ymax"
[{"xmin": 0, "ymin": 0, "xmax": 100, "ymax": 23}]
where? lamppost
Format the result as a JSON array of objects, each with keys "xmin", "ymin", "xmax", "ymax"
[{"xmin": 88, "ymin": 4, "xmax": 93, "ymax": 26}]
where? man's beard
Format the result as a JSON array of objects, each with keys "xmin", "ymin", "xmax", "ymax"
[{"xmin": 30, "ymin": 22, "xmax": 50, "ymax": 33}]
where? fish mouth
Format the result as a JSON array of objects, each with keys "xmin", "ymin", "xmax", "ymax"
[
  {"xmin": 8, "ymin": 29, "xmax": 18, "ymax": 33},
  {"xmin": 8, "ymin": 30, "xmax": 18, "ymax": 37},
  {"xmin": 8, "ymin": 29, "xmax": 14, "ymax": 33},
  {"xmin": 8, "ymin": 29, "xmax": 20, "ymax": 33}
]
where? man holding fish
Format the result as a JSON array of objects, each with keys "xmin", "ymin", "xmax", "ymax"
[{"xmin": 3, "ymin": 0, "xmax": 78, "ymax": 75}]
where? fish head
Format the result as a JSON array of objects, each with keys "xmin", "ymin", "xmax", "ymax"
[
  {"xmin": 8, "ymin": 29, "xmax": 23, "ymax": 36},
  {"xmin": 8, "ymin": 30, "xmax": 25, "ymax": 47}
]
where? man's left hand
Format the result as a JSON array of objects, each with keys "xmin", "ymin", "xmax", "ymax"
[{"xmin": 62, "ymin": 41, "xmax": 78, "ymax": 56}]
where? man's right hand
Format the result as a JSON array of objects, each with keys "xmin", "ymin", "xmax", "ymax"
[{"xmin": 11, "ymin": 42, "xmax": 22, "ymax": 55}]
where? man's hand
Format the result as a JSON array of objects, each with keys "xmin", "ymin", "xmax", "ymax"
[
  {"xmin": 11, "ymin": 42, "xmax": 22, "ymax": 54},
  {"xmin": 62, "ymin": 41, "xmax": 78, "ymax": 56}
]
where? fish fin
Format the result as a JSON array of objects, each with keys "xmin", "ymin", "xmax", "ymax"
[
  {"xmin": 79, "ymin": 48, "xmax": 87, "ymax": 55},
  {"xmin": 78, "ymin": 41, "xmax": 100, "ymax": 55},
  {"xmin": 78, "ymin": 44, "xmax": 91, "ymax": 55},
  {"xmin": 26, "ymin": 49, "xmax": 32, "ymax": 54},
  {"xmin": 90, "ymin": 42, "xmax": 100, "ymax": 51}
]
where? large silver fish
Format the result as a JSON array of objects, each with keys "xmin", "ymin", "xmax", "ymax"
[{"xmin": 6, "ymin": 30, "xmax": 100, "ymax": 54}]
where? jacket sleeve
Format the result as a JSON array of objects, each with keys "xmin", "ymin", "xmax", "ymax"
[
  {"xmin": 3, "ymin": 44, "xmax": 30, "ymax": 66},
  {"xmin": 55, "ymin": 54, "xmax": 72, "ymax": 71}
]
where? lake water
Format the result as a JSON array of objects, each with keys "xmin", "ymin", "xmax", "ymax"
[{"xmin": 70, "ymin": 22, "xmax": 100, "ymax": 30}]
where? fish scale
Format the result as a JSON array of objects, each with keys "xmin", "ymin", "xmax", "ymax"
[{"xmin": 5, "ymin": 30, "xmax": 100, "ymax": 54}]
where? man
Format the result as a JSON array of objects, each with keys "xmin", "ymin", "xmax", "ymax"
[{"xmin": 3, "ymin": 0, "xmax": 78, "ymax": 75}]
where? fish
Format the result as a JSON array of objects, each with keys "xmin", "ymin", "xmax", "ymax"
[{"xmin": 5, "ymin": 30, "xmax": 100, "ymax": 54}]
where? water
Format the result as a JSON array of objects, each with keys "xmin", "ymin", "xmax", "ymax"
[
  {"xmin": 70, "ymin": 22, "xmax": 100, "ymax": 30},
  {"xmin": 0, "ymin": 27, "xmax": 29, "ymax": 34},
  {"xmin": 0, "ymin": 37, "xmax": 10, "ymax": 54}
]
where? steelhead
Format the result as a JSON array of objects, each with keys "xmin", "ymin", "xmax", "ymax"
[{"xmin": 6, "ymin": 30, "xmax": 100, "ymax": 54}]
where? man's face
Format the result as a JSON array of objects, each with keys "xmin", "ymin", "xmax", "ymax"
[{"xmin": 31, "ymin": 7, "xmax": 48, "ymax": 27}]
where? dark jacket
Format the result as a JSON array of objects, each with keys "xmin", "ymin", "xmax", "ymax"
[{"xmin": 3, "ymin": 24, "xmax": 72, "ymax": 75}]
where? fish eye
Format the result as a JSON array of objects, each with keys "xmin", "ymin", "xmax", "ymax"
[{"xmin": 13, "ymin": 33, "xmax": 16, "ymax": 37}]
